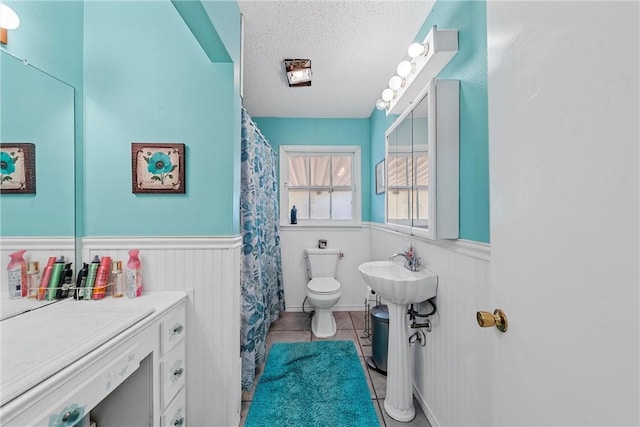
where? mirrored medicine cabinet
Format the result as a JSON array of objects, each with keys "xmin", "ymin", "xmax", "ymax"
[
  {"xmin": 0, "ymin": 50, "xmax": 76, "ymax": 237},
  {"xmin": 385, "ymin": 78, "xmax": 459, "ymax": 240},
  {"xmin": 1, "ymin": 50, "xmax": 77, "ymax": 316}
]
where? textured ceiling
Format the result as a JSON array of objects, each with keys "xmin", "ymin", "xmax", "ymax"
[{"xmin": 238, "ymin": 1, "xmax": 434, "ymax": 118}]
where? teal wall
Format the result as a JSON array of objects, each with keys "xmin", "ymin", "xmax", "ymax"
[
  {"xmin": 83, "ymin": 0, "xmax": 240, "ymax": 236},
  {"xmin": 1, "ymin": 0, "xmax": 486, "ymax": 242},
  {"xmin": 252, "ymin": 117, "xmax": 372, "ymax": 221},
  {"xmin": 0, "ymin": 1, "xmax": 84, "ymax": 87},
  {"xmin": 0, "ymin": 0, "xmax": 83, "ymax": 237},
  {"xmin": 1, "ymin": 53, "xmax": 75, "ymax": 236},
  {"xmin": 200, "ymin": 1, "xmax": 242, "ymax": 234},
  {"xmin": 255, "ymin": 2, "xmax": 489, "ymax": 242},
  {"xmin": 369, "ymin": 0, "xmax": 490, "ymax": 243}
]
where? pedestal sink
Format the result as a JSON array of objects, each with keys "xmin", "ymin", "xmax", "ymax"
[{"xmin": 358, "ymin": 261, "xmax": 437, "ymax": 422}]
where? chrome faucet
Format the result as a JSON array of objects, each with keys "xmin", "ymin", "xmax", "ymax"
[{"xmin": 389, "ymin": 248, "xmax": 420, "ymax": 272}]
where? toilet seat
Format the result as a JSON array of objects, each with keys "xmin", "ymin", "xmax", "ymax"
[{"xmin": 307, "ymin": 277, "xmax": 341, "ymax": 295}]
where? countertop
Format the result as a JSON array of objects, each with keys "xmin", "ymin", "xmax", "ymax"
[{"xmin": 0, "ymin": 292, "xmax": 186, "ymax": 406}]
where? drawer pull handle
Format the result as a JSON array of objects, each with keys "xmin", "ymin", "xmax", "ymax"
[
  {"xmin": 174, "ymin": 417, "xmax": 185, "ymax": 426},
  {"xmin": 61, "ymin": 409, "xmax": 81, "ymax": 424},
  {"xmin": 172, "ymin": 324, "xmax": 184, "ymax": 335},
  {"xmin": 173, "ymin": 367, "xmax": 184, "ymax": 377}
]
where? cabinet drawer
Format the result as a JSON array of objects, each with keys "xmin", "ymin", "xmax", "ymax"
[
  {"xmin": 161, "ymin": 387, "xmax": 186, "ymax": 427},
  {"xmin": 26, "ymin": 345, "xmax": 140, "ymax": 427},
  {"xmin": 160, "ymin": 308, "xmax": 186, "ymax": 355},
  {"xmin": 161, "ymin": 341, "xmax": 186, "ymax": 408}
]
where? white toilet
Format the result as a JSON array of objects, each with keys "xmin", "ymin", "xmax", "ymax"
[{"xmin": 305, "ymin": 248, "xmax": 342, "ymax": 338}]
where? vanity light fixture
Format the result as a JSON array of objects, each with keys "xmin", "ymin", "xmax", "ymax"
[
  {"xmin": 375, "ymin": 99, "xmax": 389, "ymax": 111},
  {"xmin": 375, "ymin": 26, "xmax": 458, "ymax": 115},
  {"xmin": 388, "ymin": 75, "xmax": 404, "ymax": 91},
  {"xmin": 396, "ymin": 61, "xmax": 414, "ymax": 78},
  {"xmin": 381, "ymin": 88, "xmax": 395, "ymax": 102},
  {"xmin": 283, "ymin": 59, "xmax": 312, "ymax": 87},
  {"xmin": 407, "ymin": 42, "xmax": 429, "ymax": 58},
  {"xmin": 0, "ymin": 2, "xmax": 20, "ymax": 45}
]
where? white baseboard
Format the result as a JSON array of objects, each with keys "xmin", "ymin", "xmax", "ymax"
[{"xmin": 413, "ymin": 382, "xmax": 440, "ymax": 427}]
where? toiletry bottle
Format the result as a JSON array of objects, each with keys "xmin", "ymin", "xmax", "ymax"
[
  {"xmin": 290, "ymin": 205, "xmax": 297, "ymax": 224},
  {"xmin": 57, "ymin": 263, "xmax": 73, "ymax": 299},
  {"xmin": 27, "ymin": 261, "xmax": 40, "ymax": 298},
  {"xmin": 38, "ymin": 256, "xmax": 56, "ymax": 300},
  {"xmin": 84, "ymin": 255, "xmax": 101, "ymax": 300},
  {"xmin": 6, "ymin": 250, "xmax": 28, "ymax": 299},
  {"xmin": 74, "ymin": 262, "xmax": 89, "ymax": 300},
  {"xmin": 46, "ymin": 256, "xmax": 65, "ymax": 300},
  {"xmin": 126, "ymin": 250, "xmax": 142, "ymax": 298},
  {"xmin": 92, "ymin": 256, "xmax": 111, "ymax": 300},
  {"xmin": 112, "ymin": 261, "xmax": 125, "ymax": 298}
]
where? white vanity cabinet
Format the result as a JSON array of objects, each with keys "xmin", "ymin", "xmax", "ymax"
[
  {"xmin": 0, "ymin": 292, "xmax": 187, "ymax": 427},
  {"xmin": 159, "ymin": 303, "xmax": 187, "ymax": 426}
]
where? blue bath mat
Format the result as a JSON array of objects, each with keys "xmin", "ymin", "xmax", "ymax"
[{"xmin": 244, "ymin": 340, "xmax": 380, "ymax": 427}]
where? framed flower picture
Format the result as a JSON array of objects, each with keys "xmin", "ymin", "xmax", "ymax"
[
  {"xmin": 131, "ymin": 143, "xmax": 185, "ymax": 194},
  {"xmin": 1, "ymin": 143, "xmax": 36, "ymax": 194}
]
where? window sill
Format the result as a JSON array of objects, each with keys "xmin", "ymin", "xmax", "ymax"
[{"xmin": 280, "ymin": 222, "xmax": 363, "ymax": 231}]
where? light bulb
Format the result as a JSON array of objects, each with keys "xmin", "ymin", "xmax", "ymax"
[
  {"xmin": 375, "ymin": 99, "xmax": 388, "ymax": 110},
  {"xmin": 388, "ymin": 75, "xmax": 404, "ymax": 91},
  {"xmin": 381, "ymin": 88, "xmax": 395, "ymax": 102},
  {"xmin": 0, "ymin": 3, "xmax": 20, "ymax": 30},
  {"xmin": 408, "ymin": 42, "xmax": 427, "ymax": 58},
  {"xmin": 396, "ymin": 60, "xmax": 414, "ymax": 78}
]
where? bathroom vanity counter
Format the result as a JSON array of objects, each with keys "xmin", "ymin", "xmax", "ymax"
[
  {"xmin": 0, "ymin": 293, "xmax": 59, "ymax": 320},
  {"xmin": 0, "ymin": 292, "xmax": 187, "ymax": 427}
]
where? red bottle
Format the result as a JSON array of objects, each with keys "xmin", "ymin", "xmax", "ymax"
[{"xmin": 92, "ymin": 256, "xmax": 112, "ymax": 300}]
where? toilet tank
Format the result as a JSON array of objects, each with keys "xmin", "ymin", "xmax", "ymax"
[{"xmin": 305, "ymin": 248, "xmax": 341, "ymax": 278}]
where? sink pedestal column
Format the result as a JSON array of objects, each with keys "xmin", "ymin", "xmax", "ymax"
[{"xmin": 383, "ymin": 302, "xmax": 415, "ymax": 422}]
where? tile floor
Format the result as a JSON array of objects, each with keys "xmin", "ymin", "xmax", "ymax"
[{"xmin": 240, "ymin": 311, "xmax": 431, "ymax": 427}]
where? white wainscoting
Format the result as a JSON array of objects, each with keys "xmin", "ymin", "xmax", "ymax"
[
  {"xmin": 369, "ymin": 224, "xmax": 492, "ymax": 427},
  {"xmin": 0, "ymin": 237, "xmax": 75, "ymax": 293},
  {"xmin": 79, "ymin": 227, "xmax": 490, "ymax": 427},
  {"xmin": 82, "ymin": 236, "xmax": 241, "ymax": 427},
  {"xmin": 280, "ymin": 225, "xmax": 371, "ymax": 312}
]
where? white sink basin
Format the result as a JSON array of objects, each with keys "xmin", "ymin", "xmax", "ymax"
[{"xmin": 358, "ymin": 261, "xmax": 437, "ymax": 305}]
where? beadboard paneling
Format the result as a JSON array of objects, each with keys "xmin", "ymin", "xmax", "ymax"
[
  {"xmin": 280, "ymin": 226, "xmax": 370, "ymax": 311},
  {"xmin": 0, "ymin": 238, "xmax": 75, "ymax": 293},
  {"xmin": 82, "ymin": 237, "xmax": 241, "ymax": 427},
  {"xmin": 81, "ymin": 229, "xmax": 492, "ymax": 426},
  {"xmin": 369, "ymin": 226, "xmax": 492, "ymax": 427}
]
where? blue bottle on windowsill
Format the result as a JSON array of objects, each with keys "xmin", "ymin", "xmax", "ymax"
[{"xmin": 290, "ymin": 206, "xmax": 297, "ymax": 224}]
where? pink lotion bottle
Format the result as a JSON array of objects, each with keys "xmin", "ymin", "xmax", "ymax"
[
  {"xmin": 126, "ymin": 250, "xmax": 142, "ymax": 298},
  {"xmin": 7, "ymin": 250, "xmax": 28, "ymax": 299}
]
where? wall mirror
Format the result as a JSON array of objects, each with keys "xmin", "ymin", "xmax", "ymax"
[
  {"xmin": 0, "ymin": 50, "xmax": 76, "ymax": 318},
  {"xmin": 386, "ymin": 105, "xmax": 413, "ymax": 228},
  {"xmin": 385, "ymin": 79, "xmax": 459, "ymax": 240}
]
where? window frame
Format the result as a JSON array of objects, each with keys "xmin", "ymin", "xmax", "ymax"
[{"xmin": 279, "ymin": 145, "xmax": 361, "ymax": 227}]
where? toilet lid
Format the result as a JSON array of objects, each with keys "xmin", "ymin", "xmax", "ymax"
[{"xmin": 308, "ymin": 278, "xmax": 341, "ymax": 295}]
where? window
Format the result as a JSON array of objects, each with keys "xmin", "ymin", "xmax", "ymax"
[
  {"xmin": 280, "ymin": 146, "xmax": 361, "ymax": 225},
  {"xmin": 386, "ymin": 149, "xmax": 429, "ymax": 226}
]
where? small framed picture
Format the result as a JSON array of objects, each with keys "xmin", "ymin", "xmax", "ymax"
[
  {"xmin": 375, "ymin": 159, "xmax": 385, "ymax": 195},
  {"xmin": 1, "ymin": 143, "xmax": 36, "ymax": 194},
  {"xmin": 132, "ymin": 143, "xmax": 185, "ymax": 194}
]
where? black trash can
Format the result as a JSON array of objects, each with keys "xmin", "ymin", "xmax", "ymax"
[{"xmin": 369, "ymin": 304, "xmax": 389, "ymax": 374}]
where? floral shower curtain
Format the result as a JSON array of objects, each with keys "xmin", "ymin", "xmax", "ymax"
[{"xmin": 240, "ymin": 107, "xmax": 285, "ymax": 391}]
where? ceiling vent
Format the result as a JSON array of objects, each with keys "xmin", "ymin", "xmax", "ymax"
[{"xmin": 283, "ymin": 59, "xmax": 312, "ymax": 87}]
